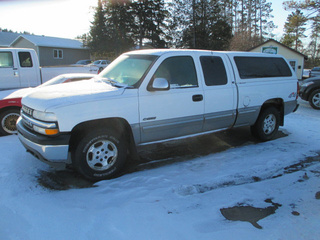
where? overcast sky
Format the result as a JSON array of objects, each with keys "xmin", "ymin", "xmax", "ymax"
[{"xmin": 0, "ymin": 0, "xmax": 289, "ymax": 40}]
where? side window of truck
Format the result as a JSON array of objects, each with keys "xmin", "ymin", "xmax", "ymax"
[
  {"xmin": 153, "ymin": 56, "xmax": 198, "ymax": 88},
  {"xmin": 18, "ymin": 52, "xmax": 33, "ymax": 68},
  {"xmin": 234, "ymin": 57, "xmax": 292, "ymax": 79},
  {"xmin": 0, "ymin": 52, "xmax": 13, "ymax": 68},
  {"xmin": 200, "ymin": 56, "xmax": 227, "ymax": 86}
]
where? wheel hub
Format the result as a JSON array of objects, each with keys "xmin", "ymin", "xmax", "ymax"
[
  {"xmin": 263, "ymin": 114, "xmax": 276, "ymax": 134},
  {"xmin": 2, "ymin": 113, "xmax": 19, "ymax": 134},
  {"xmin": 86, "ymin": 140, "xmax": 118, "ymax": 171},
  {"xmin": 312, "ymin": 93, "xmax": 320, "ymax": 108}
]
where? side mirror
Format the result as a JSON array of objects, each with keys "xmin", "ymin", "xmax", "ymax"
[{"xmin": 148, "ymin": 78, "xmax": 170, "ymax": 91}]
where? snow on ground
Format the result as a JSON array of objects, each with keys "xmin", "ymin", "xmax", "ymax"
[{"xmin": 1, "ymin": 100, "xmax": 320, "ymax": 240}]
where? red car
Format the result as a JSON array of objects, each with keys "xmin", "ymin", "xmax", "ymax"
[{"xmin": 0, "ymin": 73, "xmax": 95, "ymax": 136}]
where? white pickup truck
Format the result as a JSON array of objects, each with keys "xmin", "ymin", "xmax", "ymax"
[
  {"xmin": 17, "ymin": 49, "xmax": 299, "ymax": 181},
  {"xmin": 0, "ymin": 48, "xmax": 98, "ymax": 90}
]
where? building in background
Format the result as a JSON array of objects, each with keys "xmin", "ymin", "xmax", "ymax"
[
  {"xmin": 0, "ymin": 32, "xmax": 20, "ymax": 48},
  {"xmin": 1, "ymin": 32, "xmax": 89, "ymax": 66}
]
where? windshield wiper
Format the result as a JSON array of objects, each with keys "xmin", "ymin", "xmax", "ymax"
[{"xmin": 96, "ymin": 77, "xmax": 131, "ymax": 88}]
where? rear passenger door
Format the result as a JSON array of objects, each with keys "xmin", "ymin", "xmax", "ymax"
[
  {"xmin": 198, "ymin": 52, "xmax": 237, "ymax": 131},
  {"xmin": 17, "ymin": 51, "xmax": 40, "ymax": 88},
  {"xmin": 139, "ymin": 54, "xmax": 204, "ymax": 143}
]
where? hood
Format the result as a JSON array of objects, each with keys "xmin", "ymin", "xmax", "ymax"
[
  {"xmin": 3, "ymin": 88, "xmax": 34, "ymax": 100},
  {"xmin": 22, "ymin": 79, "xmax": 125, "ymax": 111}
]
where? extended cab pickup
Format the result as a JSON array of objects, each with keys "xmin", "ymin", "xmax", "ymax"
[
  {"xmin": 17, "ymin": 49, "xmax": 299, "ymax": 180},
  {"xmin": 0, "ymin": 48, "xmax": 98, "ymax": 90}
]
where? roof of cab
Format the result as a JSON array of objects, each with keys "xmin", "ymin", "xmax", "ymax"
[{"xmin": 125, "ymin": 49, "xmax": 286, "ymax": 58}]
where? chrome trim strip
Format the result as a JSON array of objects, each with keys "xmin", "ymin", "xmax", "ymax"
[{"xmin": 21, "ymin": 113, "xmax": 57, "ymax": 129}]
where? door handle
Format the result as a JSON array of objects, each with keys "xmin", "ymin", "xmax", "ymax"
[{"xmin": 192, "ymin": 94, "xmax": 203, "ymax": 102}]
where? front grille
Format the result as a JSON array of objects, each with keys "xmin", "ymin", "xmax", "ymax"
[
  {"xmin": 22, "ymin": 105, "xmax": 33, "ymax": 117},
  {"xmin": 21, "ymin": 105, "xmax": 35, "ymax": 131}
]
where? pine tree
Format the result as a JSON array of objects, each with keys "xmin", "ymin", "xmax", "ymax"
[
  {"xmin": 308, "ymin": 15, "xmax": 320, "ymax": 64},
  {"xmin": 104, "ymin": 0, "xmax": 135, "ymax": 55},
  {"xmin": 169, "ymin": 0, "xmax": 232, "ymax": 50},
  {"xmin": 131, "ymin": 0, "xmax": 168, "ymax": 48},
  {"xmin": 87, "ymin": 0, "xmax": 108, "ymax": 54},
  {"xmin": 281, "ymin": 10, "xmax": 307, "ymax": 51},
  {"xmin": 228, "ymin": 0, "xmax": 276, "ymax": 50},
  {"xmin": 284, "ymin": 0, "xmax": 320, "ymax": 64}
]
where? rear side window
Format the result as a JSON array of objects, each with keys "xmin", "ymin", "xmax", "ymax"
[
  {"xmin": 200, "ymin": 56, "xmax": 227, "ymax": 86},
  {"xmin": 0, "ymin": 52, "xmax": 13, "ymax": 67},
  {"xmin": 234, "ymin": 57, "xmax": 292, "ymax": 79},
  {"xmin": 18, "ymin": 52, "xmax": 33, "ymax": 67}
]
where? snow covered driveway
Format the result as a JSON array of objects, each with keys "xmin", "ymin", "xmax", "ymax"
[{"xmin": 1, "ymin": 100, "xmax": 320, "ymax": 240}]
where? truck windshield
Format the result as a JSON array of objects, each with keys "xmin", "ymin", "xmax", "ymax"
[{"xmin": 99, "ymin": 54, "xmax": 157, "ymax": 88}]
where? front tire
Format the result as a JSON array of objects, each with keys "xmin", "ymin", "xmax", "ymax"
[
  {"xmin": 0, "ymin": 109, "xmax": 20, "ymax": 136},
  {"xmin": 251, "ymin": 107, "xmax": 280, "ymax": 141},
  {"xmin": 309, "ymin": 89, "xmax": 320, "ymax": 110},
  {"xmin": 72, "ymin": 128, "xmax": 127, "ymax": 181}
]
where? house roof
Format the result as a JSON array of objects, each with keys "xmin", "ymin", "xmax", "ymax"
[
  {"xmin": 248, "ymin": 39, "xmax": 308, "ymax": 60},
  {"xmin": 11, "ymin": 35, "xmax": 86, "ymax": 49},
  {"xmin": 0, "ymin": 32, "xmax": 20, "ymax": 47}
]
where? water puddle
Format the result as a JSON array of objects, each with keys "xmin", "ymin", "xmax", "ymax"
[
  {"xmin": 272, "ymin": 152, "xmax": 320, "ymax": 179},
  {"xmin": 220, "ymin": 199, "xmax": 282, "ymax": 229}
]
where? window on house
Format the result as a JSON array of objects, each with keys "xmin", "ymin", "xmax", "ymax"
[
  {"xmin": 53, "ymin": 49, "xmax": 63, "ymax": 59},
  {"xmin": 289, "ymin": 60, "xmax": 297, "ymax": 72}
]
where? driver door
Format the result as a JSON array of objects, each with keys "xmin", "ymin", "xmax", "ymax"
[
  {"xmin": 0, "ymin": 51, "xmax": 20, "ymax": 89},
  {"xmin": 138, "ymin": 55, "xmax": 204, "ymax": 143}
]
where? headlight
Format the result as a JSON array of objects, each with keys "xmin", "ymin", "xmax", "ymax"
[
  {"xmin": 33, "ymin": 110, "xmax": 57, "ymax": 122},
  {"xmin": 21, "ymin": 106, "xmax": 60, "ymax": 136},
  {"xmin": 33, "ymin": 125, "xmax": 59, "ymax": 135}
]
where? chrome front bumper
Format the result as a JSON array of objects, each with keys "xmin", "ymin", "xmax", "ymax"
[{"xmin": 17, "ymin": 118, "xmax": 70, "ymax": 166}]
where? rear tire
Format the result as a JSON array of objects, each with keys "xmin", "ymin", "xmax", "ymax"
[
  {"xmin": 251, "ymin": 107, "xmax": 280, "ymax": 141},
  {"xmin": 309, "ymin": 89, "xmax": 320, "ymax": 110},
  {"xmin": 0, "ymin": 109, "xmax": 20, "ymax": 136},
  {"xmin": 72, "ymin": 128, "xmax": 127, "ymax": 181}
]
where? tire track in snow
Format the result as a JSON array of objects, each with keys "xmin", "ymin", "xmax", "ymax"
[{"xmin": 175, "ymin": 152, "xmax": 320, "ymax": 196}]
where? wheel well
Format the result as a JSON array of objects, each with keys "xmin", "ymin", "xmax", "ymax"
[
  {"xmin": 0, "ymin": 106, "xmax": 21, "ymax": 115},
  {"xmin": 260, "ymin": 98, "xmax": 284, "ymax": 126},
  {"xmin": 69, "ymin": 118, "xmax": 139, "ymax": 161}
]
